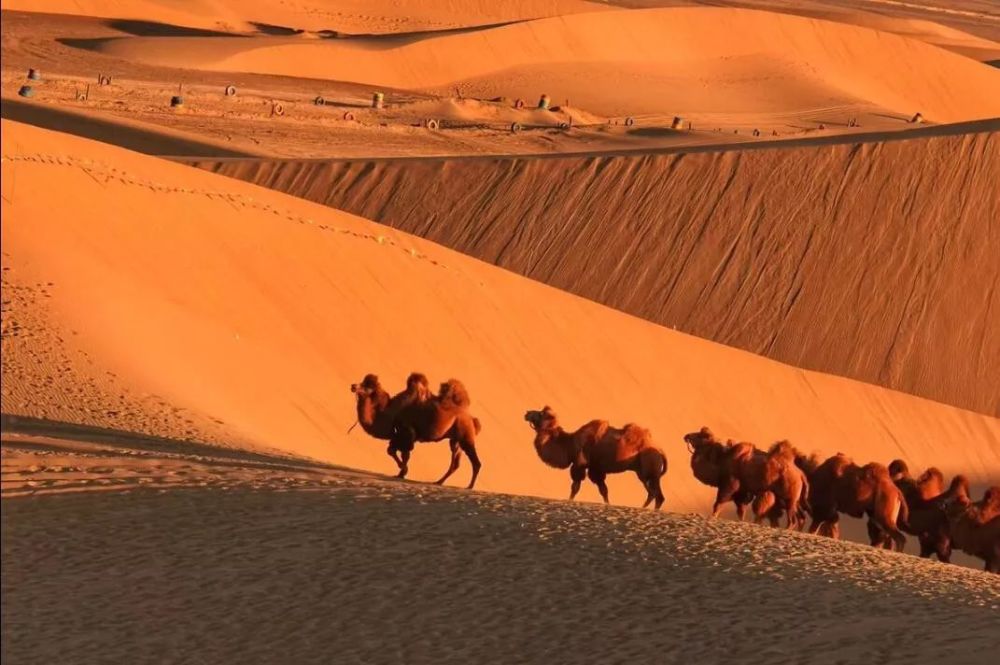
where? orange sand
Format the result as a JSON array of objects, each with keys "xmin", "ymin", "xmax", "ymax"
[
  {"xmin": 4, "ymin": 119, "xmax": 998, "ymax": 516},
  {"xmin": 85, "ymin": 7, "xmax": 1000, "ymax": 122}
]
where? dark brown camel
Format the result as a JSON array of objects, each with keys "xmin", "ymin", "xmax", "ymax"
[
  {"xmin": 806, "ymin": 454, "xmax": 909, "ymax": 552},
  {"xmin": 684, "ymin": 427, "xmax": 757, "ymax": 521},
  {"xmin": 351, "ymin": 372, "xmax": 431, "ymax": 440},
  {"xmin": 390, "ymin": 379, "xmax": 483, "ymax": 489},
  {"xmin": 525, "ymin": 406, "xmax": 666, "ymax": 509},
  {"xmin": 683, "ymin": 428, "xmax": 809, "ymax": 529},
  {"xmin": 351, "ymin": 373, "xmax": 482, "ymax": 488},
  {"xmin": 941, "ymin": 477, "xmax": 1000, "ymax": 573},
  {"xmin": 869, "ymin": 459, "xmax": 951, "ymax": 560}
]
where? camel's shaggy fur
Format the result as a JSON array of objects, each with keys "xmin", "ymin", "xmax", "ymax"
[{"xmin": 526, "ymin": 406, "xmax": 667, "ymax": 509}]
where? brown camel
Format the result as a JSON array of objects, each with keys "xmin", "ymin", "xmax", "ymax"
[
  {"xmin": 351, "ymin": 372, "xmax": 431, "ymax": 440},
  {"xmin": 351, "ymin": 373, "xmax": 482, "ymax": 488},
  {"xmin": 683, "ymin": 428, "xmax": 808, "ymax": 529},
  {"xmin": 806, "ymin": 454, "xmax": 908, "ymax": 552},
  {"xmin": 941, "ymin": 477, "xmax": 1000, "ymax": 573},
  {"xmin": 525, "ymin": 406, "xmax": 667, "ymax": 509},
  {"xmin": 684, "ymin": 427, "xmax": 757, "ymax": 521},
  {"xmin": 870, "ymin": 459, "xmax": 951, "ymax": 560}
]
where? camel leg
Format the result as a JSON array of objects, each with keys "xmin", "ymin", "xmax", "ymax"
[
  {"xmin": 569, "ymin": 464, "xmax": 586, "ymax": 501},
  {"xmin": 396, "ymin": 448, "xmax": 411, "ymax": 479},
  {"xmin": 918, "ymin": 535, "xmax": 934, "ymax": 558},
  {"xmin": 588, "ymin": 468, "xmax": 610, "ymax": 505},
  {"xmin": 642, "ymin": 477, "xmax": 665, "ymax": 510},
  {"xmin": 866, "ymin": 519, "xmax": 887, "ymax": 548},
  {"xmin": 713, "ymin": 480, "xmax": 740, "ymax": 519},
  {"xmin": 458, "ymin": 439, "xmax": 482, "ymax": 490},
  {"xmin": 435, "ymin": 439, "xmax": 462, "ymax": 486},
  {"xmin": 936, "ymin": 537, "xmax": 952, "ymax": 564}
]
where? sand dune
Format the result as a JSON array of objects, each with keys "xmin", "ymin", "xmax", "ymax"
[
  {"xmin": 193, "ymin": 122, "xmax": 1000, "ymax": 416},
  {"xmin": 0, "ymin": 0, "xmax": 612, "ymax": 34},
  {"xmin": 4, "ymin": 119, "xmax": 999, "ymax": 522},
  {"xmin": 3, "ymin": 429, "xmax": 999, "ymax": 664},
  {"xmin": 83, "ymin": 7, "xmax": 1000, "ymax": 122}
]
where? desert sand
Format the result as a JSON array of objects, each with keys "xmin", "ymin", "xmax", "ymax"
[
  {"xmin": 3, "ymin": 0, "xmax": 1000, "ymax": 663},
  {"xmin": 194, "ymin": 120, "xmax": 1000, "ymax": 415}
]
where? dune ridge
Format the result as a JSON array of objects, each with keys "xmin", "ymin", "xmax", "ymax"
[
  {"xmin": 4, "ymin": 119, "xmax": 999, "ymax": 521},
  {"xmin": 192, "ymin": 125, "xmax": 1000, "ymax": 417},
  {"xmin": 0, "ymin": 0, "xmax": 612, "ymax": 34},
  {"xmin": 83, "ymin": 7, "xmax": 1000, "ymax": 122}
]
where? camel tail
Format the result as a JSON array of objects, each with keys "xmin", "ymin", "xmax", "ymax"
[
  {"xmin": 799, "ymin": 473, "xmax": 812, "ymax": 516},
  {"xmin": 896, "ymin": 491, "xmax": 910, "ymax": 531},
  {"xmin": 657, "ymin": 449, "xmax": 668, "ymax": 478},
  {"xmin": 473, "ymin": 417, "xmax": 482, "ymax": 435}
]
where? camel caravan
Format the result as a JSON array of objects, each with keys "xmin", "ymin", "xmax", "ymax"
[
  {"xmin": 684, "ymin": 427, "xmax": 1000, "ymax": 573},
  {"xmin": 349, "ymin": 372, "xmax": 998, "ymax": 573}
]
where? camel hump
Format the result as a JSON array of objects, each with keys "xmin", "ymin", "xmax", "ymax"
[
  {"xmin": 438, "ymin": 379, "xmax": 471, "ymax": 409},
  {"xmin": 407, "ymin": 371, "xmax": 430, "ymax": 391},
  {"xmin": 728, "ymin": 441, "xmax": 755, "ymax": 461},
  {"xmin": 982, "ymin": 486, "xmax": 1000, "ymax": 515},
  {"xmin": 796, "ymin": 452, "xmax": 821, "ymax": 475},
  {"xmin": 918, "ymin": 466, "xmax": 943, "ymax": 484},
  {"xmin": 621, "ymin": 423, "xmax": 652, "ymax": 447},
  {"xmin": 862, "ymin": 462, "xmax": 890, "ymax": 480},
  {"xmin": 767, "ymin": 440, "xmax": 797, "ymax": 461}
]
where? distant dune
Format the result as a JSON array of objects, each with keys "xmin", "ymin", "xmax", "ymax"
[
  {"xmin": 193, "ymin": 123, "xmax": 1000, "ymax": 417},
  {"xmin": 81, "ymin": 7, "xmax": 1000, "ymax": 121},
  {"xmin": 0, "ymin": 0, "xmax": 612, "ymax": 33},
  {"xmin": 4, "ymin": 119, "xmax": 998, "ymax": 521}
]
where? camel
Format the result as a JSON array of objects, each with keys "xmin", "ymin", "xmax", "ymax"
[
  {"xmin": 684, "ymin": 428, "xmax": 756, "ymax": 521},
  {"xmin": 525, "ymin": 406, "xmax": 666, "ymax": 509},
  {"xmin": 806, "ymin": 454, "xmax": 908, "ymax": 552},
  {"xmin": 869, "ymin": 459, "xmax": 951, "ymax": 560},
  {"xmin": 940, "ymin": 477, "xmax": 1000, "ymax": 573},
  {"xmin": 683, "ymin": 428, "xmax": 809, "ymax": 529},
  {"xmin": 351, "ymin": 373, "xmax": 482, "ymax": 489},
  {"xmin": 351, "ymin": 372, "xmax": 431, "ymax": 440}
]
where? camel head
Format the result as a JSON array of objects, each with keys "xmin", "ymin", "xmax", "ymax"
[
  {"xmin": 350, "ymin": 374, "xmax": 381, "ymax": 400},
  {"xmin": 525, "ymin": 406, "xmax": 558, "ymax": 432},
  {"xmin": 683, "ymin": 426, "xmax": 717, "ymax": 454},
  {"xmin": 888, "ymin": 459, "xmax": 910, "ymax": 480}
]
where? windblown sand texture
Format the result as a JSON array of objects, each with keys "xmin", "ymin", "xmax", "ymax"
[
  {"xmin": 194, "ymin": 122, "xmax": 1000, "ymax": 416},
  {"xmin": 3, "ymin": 0, "xmax": 1000, "ymax": 663}
]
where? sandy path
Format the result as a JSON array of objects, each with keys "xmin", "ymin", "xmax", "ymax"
[{"xmin": 3, "ymin": 449, "xmax": 999, "ymax": 664}]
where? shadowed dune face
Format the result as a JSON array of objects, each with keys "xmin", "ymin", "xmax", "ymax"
[
  {"xmin": 194, "ymin": 126, "xmax": 1000, "ymax": 416},
  {"xmin": 3, "ymin": 119, "xmax": 999, "ymax": 522}
]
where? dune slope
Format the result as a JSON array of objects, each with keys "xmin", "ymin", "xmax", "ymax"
[
  {"xmin": 85, "ymin": 7, "xmax": 1000, "ymax": 122},
  {"xmin": 0, "ymin": 0, "xmax": 612, "ymax": 34},
  {"xmin": 4, "ymin": 119, "xmax": 999, "ymax": 518},
  {"xmin": 4, "ymin": 461, "xmax": 1000, "ymax": 664},
  {"xmin": 193, "ymin": 124, "xmax": 1000, "ymax": 416}
]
